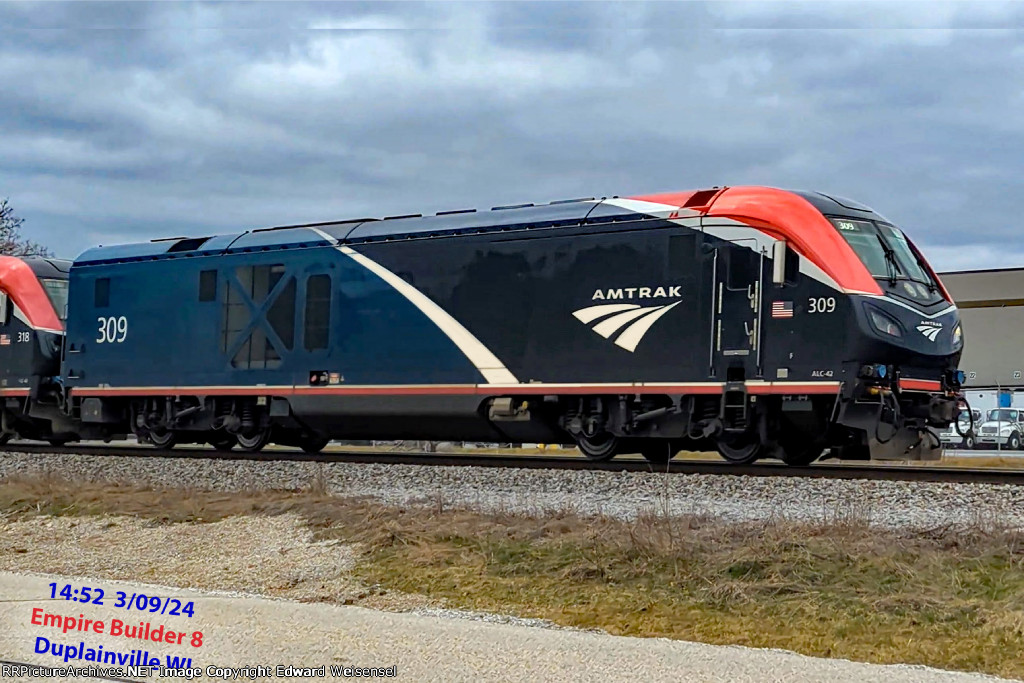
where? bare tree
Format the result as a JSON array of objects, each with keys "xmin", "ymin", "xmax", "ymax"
[{"xmin": 0, "ymin": 198, "xmax": 52, "ymax": 257}]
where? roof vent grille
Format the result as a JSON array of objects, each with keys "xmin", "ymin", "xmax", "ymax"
[
  {"xmin": 683, "ymin": 189, "xmax": 721, "ymax": 208},
  {"xmin": 166, "ymin": 237, "xmax": 212, "ymax": 252}
]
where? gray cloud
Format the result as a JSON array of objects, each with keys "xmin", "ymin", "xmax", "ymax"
[{"xmin": 1, "ymin": 1, "xmax": 1024, "ymax": 271}]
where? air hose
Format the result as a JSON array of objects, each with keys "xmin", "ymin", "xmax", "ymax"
[
  {"xmin": 874, "ymin": 390, "xmax": 901, "ymax": 444},
  {"xmin": 954, "ymin": 395, "xmax": 974, "ymax": 438}
]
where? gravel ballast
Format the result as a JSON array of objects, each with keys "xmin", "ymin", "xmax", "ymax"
[{"xmin": 3, "ymin": 450, "xmax": 1024, "ymax": 528}]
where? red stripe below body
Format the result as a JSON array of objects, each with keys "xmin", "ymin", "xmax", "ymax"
[
  {"xmin": 899, "ymin": 378, "xmax": 942, "ymax": 392},
  {"xmin": 69, "ymin": 381, "xmax": 842, "ymax": 398}
]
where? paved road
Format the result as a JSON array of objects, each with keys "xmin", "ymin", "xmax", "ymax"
[
  {"xmin": 942, "ymin": 448, "xmax": 1024, "ymax": 457},
  {"xmin": 0, "ymin": 572, "xmax": 1013, "ymax": 682}
]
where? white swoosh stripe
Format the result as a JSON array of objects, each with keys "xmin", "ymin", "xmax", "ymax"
[
  {"xmin": 572, "ymin": 303, "xmax": 641, "ymax": 324},
  {"xmin": 614, "ymin": 302, "xmax": 682, "ymax": 351},
  {"xmin": 592, "ymin": 306, "xmax": 663, "ymax": 338},
  {"xmin": 863, "ymin": 295, "xmax": 957, "ymax": 320},
  {"xmin": 306, "ymin": 228, "xmax": 518, "ymax": 384}
]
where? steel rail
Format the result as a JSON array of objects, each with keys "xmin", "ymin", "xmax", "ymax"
[{"xmin": 2, "ymin": 442, "xmax": 1024, "ymax": 485}]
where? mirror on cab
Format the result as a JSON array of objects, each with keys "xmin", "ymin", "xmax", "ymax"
[
  {"xmin": 772, "ymin": 240, "xmax": 799, "ymax": 286},
  {"xmin": 772, "ymin": 241, "xmax": 786, "ymax": 285}
]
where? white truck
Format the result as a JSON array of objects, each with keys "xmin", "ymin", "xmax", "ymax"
[
  {"xmin": 939, "ymin": 409, "xmax": 981, "ymax": 449},
  {"xmin": 974, "ymin": 408, "xmax": 1024, "ymax": 450}
]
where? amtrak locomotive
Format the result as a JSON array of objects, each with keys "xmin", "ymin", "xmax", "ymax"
[{"xmin": 0, "ymin": 186, "xmax": 962, "ymax": 464}]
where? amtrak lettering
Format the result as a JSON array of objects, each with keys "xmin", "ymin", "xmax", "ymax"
[{"xmin": 591, "ymin": 286, "xmax": 682, "ymax": 301}]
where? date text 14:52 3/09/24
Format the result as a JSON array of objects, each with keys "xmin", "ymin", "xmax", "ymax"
[{"xmin": 49, "ymin": 583, "xmax": 195, "ymax": 618}]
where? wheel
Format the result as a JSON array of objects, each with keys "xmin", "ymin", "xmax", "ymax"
[
  {"xmin": 575, "ymin": 432, "xmax": 620, "ymax": 461},
  {"xmin": 715, "ymin": 433, "xmax": 763, "ymax": 464},
  {"xmin": 299, "ymin": 436, "xmax": 330, "ymax": 454},
  {"xmin": 1010, "ymin": 433, "xmax": 1021, "ymax": 451},
  {"xmin": 236, "ymin": 428, "xmax": 272, "ymax": 453},
  {"xmin": 963, "ymin": 434, "xmax": 976, "ymax": 450},
  {"xmin": 0, "ymin": 433, "xmax": 12, "ymax": 446},
  {"xmin": 209, "ymin": 435, "xmax": 237, "ymax": 452},
  {"xmin": 639, "ymin": 440, "xmax": 678, "ymax": 465},
  {"xmin": 148, "ymin": 430, "xmax": 176, "ymax": 450},
  {"xmin": 778, "ymin": 440, "xmax": 824, "ymax": 467}
]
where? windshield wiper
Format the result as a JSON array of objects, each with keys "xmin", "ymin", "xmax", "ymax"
[{"xmin": 875, "ymin": 234, "xmax": 901, "ymax": 286}]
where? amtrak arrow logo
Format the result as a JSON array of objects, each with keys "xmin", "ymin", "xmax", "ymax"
[
  {"xmin": 916, "ymin": 322, "xmax": 942, "ymax": 342},
  {"xmin": 572, "ymin": 302, "xmax": 681, "ymax": 352}
]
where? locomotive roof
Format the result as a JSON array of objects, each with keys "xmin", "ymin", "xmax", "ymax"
[
  {"xmin": 72, "ymin": 197, "xmax": 646, "ymax": 266},
  {"xmin": 71, "ymin": 187, "xmax": 884, "ymax": 267},
  {"xmin": 23, "ymin": 257, "xmax": 72, "ymax": 279}
]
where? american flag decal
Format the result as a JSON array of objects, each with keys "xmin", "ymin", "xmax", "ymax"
[
  {"xmin": 0, "ymin": 334, "xmax": 9, "ymax": 346},
  {"xmin": 771, "ymin": 301, "xmax": 794, "ymax": 318}
]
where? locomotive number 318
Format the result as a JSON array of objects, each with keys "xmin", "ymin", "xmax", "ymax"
[{"xmin": 96, "ymin": 316, "xmax": 128, "ymax": 344}]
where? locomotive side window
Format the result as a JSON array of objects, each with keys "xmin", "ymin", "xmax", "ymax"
[
  {"xmin": 304, "ymin": 274, "xmax": 332, "ymax": 351},
  {"xmin": 41, "ymin": 279, "xmax": 69, "ymax": 320},
  {"xmin": 95, "ymin": 278, "xmax": 110, "ymax": 308},
  {"xmin": 198, "ymin": 270, "xmax": 217, "ymax": 302},
  {"xmin": 0, "ymin": 291, "xmax": 8, "ymax": 325}
]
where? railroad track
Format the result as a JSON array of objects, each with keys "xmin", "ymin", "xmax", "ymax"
[{"xmin": 3, "ymin": 442, "xmax": 1024, "ymax": 486}]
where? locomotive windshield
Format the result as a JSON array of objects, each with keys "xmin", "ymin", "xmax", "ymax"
[
  {"xmin": 40, "ymin": 278, "xmax": 69, "ymax": 321},
  {"xmin": 831, "ymin": 218, "xmax": 942, "ymax": 302}
]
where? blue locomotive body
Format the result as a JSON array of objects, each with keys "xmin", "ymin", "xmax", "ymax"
[
  {"xmin": 65, "ymin": 231, "xmax": 484, "ymax": 391},
  {"xmin": 0, "ymin": 187, "xmax": 964, "ymax": 462}
]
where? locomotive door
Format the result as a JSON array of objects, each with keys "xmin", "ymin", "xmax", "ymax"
[{"xmin": 709, "ymin": 239, "xmax": 764, "ymax": 378}]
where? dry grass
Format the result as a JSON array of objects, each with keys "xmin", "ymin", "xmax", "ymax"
[
  {"xmin": 3, "ymin": 473, "xmax": 1024, "ymax": 677},
  {"xmin": 940, "ymin": 454, "xmax": 1024, "ymax": 469}
]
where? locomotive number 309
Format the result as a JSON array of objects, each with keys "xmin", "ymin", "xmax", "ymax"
[
  {"xmin": 96, "ymin": 316, "xmax": 128, "ymax": 344},
  {"xmin": 807, "ymin": 297, "xmax": 837, "ymax": 314}
]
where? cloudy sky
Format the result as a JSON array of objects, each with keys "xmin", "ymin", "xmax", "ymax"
[{"xmin": 1, "ymin": 1, "xmax": 1023, "ymax": 271}]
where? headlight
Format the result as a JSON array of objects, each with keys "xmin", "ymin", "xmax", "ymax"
[
  {"xmin": 1001, "ymin": 426, "xmax": 1013, "ymax": 434},
  {"xmin": 867, "ymin": 307, "xmax": 903, "ymax": 338},
  {"xmin": 952, "ymin": 323, "xmax": 963, "ymax": 348}
]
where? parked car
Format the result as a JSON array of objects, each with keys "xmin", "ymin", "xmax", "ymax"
[
  {"xmin": 975, "ymin": 408, "xmax": 1024, "ymax": 449},
  {"xmin": 939, "ymin": 409, "xmax": 981, "ymax": 449}
]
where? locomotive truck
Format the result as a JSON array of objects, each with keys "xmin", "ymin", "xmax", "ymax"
[{"xmin": 0, "ymin": 186, "xmax": 962, "ymax": 464}]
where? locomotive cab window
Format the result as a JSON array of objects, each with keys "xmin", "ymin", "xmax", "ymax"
[
  {"xmin": 830, "ymin": 218, "xmax": 942, "ymax": 303},
  {"xmin": 41, "ymin": 279, "xmax": 69, "ymax": 321},
  {"xmin": 0, "ymin": 291, "xmax": 8, "ymax": 325}
]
